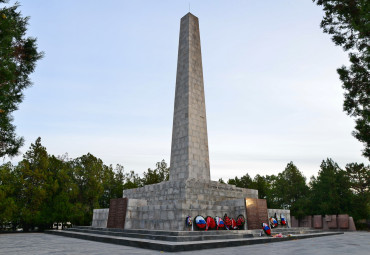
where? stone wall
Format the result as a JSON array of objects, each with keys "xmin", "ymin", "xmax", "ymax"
[
  {"xmin": 123, "ymin": 179, "xmax": 257, "ymax": 205},
  {"xmin": 121, "ymin": 179, "xmax": 257, "ymax": 230},
  {"xmin": 123, "ymin": 198, "xmax": 248, "ymax": 231},
  {"xmin": 291, "ymin": 214, "xmax": 356, "ymax": 231},
  {"xmin": 91, "ymin": 209, "xmax": 109, "ymax": 228}
]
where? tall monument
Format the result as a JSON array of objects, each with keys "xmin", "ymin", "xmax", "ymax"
[
  {"xmin": 98, "ymin": 13, "xmax": 258, "ymax": 231},
  {"xmin": 170, "ymin": 13, "xmax": 210, "ymax": 181}
]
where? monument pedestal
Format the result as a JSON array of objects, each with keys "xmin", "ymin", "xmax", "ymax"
[{"xmin": 122, "ymin": 179, "xmax": 257, "ymax": 230}]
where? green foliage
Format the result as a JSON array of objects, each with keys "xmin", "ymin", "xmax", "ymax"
[
  {"xmin": 271, "ymin": 162, "xmax": 309, "ymax": 211},
  {"xmin": 345, "ymin": 162, "xmax": 370, "ymax": 195},
  {"xmin": 218, "ymin": 178, "xmax": 226, "ymax": 184},
  {"xmin": 0, "ymin": 162, "xmax": 18, "ymax": 228},
  {"xmin": 251, "ymin": 174, "xmax": 272, "ymax": 200},
  {"xmin": 1, "ymin": 137, "xmax": 367, "ymax": 229},
  {"xmin": 15, "ymin": 137, "xmax": 50, "ymax": 230},
  {"xmin": 72, "ymin": 153, "xmax": 105, "ymax": 220},
  {"xmin": 123, "ymin": 170, "xmax": 141, "ymax": 190},
  {"xmin": 141, "ymin": 160, "xmax": 169, "ymax": 186},
  {"xmin": 0, "ymin": 0, "xmax": 43, "ymax": 157},
  {"xmin": 310, "ymin": 158, "xmax": 353, "ymax": 215},
  {"xmin": 0, "ymin": 137, "xmax": 170, "ymax": 230},
  {"xmin": 228, "ymin": 173, "xmax": 253, "ymax": 188},
  {"xmin": 313, "ymin": 0, "xmax": 370, "ymax": 159},
  {"xmin": 222, "ymin": 159, "xmax": 369, "ymax": 221},
  {"xmin": 345, "ymin": 163, "xmax": 370, "ymax": 220}
]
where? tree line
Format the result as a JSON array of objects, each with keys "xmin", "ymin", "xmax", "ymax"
[
  {"xmin": 1, "ymin": 137, "xmax": 368, "ymax": 231},
  {"xmin": 0, "ymin": 137, "xmax": 169, "ymax": 231},
  {"xmin": 220, "ymin": 160, "xmax": 369, "ymax": 228}
]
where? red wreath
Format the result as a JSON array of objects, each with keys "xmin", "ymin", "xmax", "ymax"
[
  {"xmin": 224, "ymin": 214, "xmax": 232, "ymax": 229},
  {"xmin": 236, "ymin": 215, "xmax": 245, "ymax": 229},
  {"xmin": 205, "ymin": 216, "xmax": 216, "ymax": 231},
  {"xmin": 231, "ymin": 218, "xmax": 238, "ymax": 230}
]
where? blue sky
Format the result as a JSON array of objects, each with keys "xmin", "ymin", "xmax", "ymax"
[{"xmin": 6, "ymin": 0, "xmax": 369, "ymax": 181}]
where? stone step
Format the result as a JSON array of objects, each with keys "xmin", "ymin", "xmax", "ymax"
[
  {"xmin": 251, "ymin": 229, "xmax": 325, "ymax": 237},
  {"xmin": 46, "ymin": 229, "xmax": 344, "ymax": 252},
  {"xmin": 66, "ymin": 227, "xmax": 253, "ymax": 242},
  {"xmin": 72, "ymin": 226, "xmax": 251, "ymax": 236},
  {"xmin": 66, "ymin": 226, "xmax": 330, "ymax": 241},
  {"xmin": 72, "ymin": 226, "xmax": 315, "ymax": 237}
]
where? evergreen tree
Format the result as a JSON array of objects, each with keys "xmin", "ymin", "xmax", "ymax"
[
  {"xmin": 227, "ymin": 173, "xmax": 253, "ymax": 188},
  {"xmin": 313, "ymin": 0, "xmax": 370, "ymax": 159},
  {"xmin": 310, "ymin": 158, "xmax": 353, "ymax": 215},
  {"xmin": 141, "ymin": 160, "xmax": 169, "ymax": 186},
  {"xmin": 71, "ymin": 153, "xmax": 105, "ymax": 225},
  {"xmin": 112, "ymin": 164, "xmax": 125, "ymax": 198},
  {"xmin": 250, "ymin": 174, "xmax": 271, "ymax": 200},
  {"xmin": 14, "ymin": 137, "xmax": 50, "ymax": 231},
  {"xmin": 345, "ymin": 163, "xmax": 370, "ymax": 220},
  {"xmin": 0, "ymin": 0, "xmax": 43, "ymax": 157},
  {"xmin": 0, "ymin": 162, "xmax": 18, "ymax": 229},
  {"xmin": 123, "ymin": 170, "xmax": 141, "ymax": 190},
  {"xmin": 218, "ymin": 178, "xmax": 226, "ymax": 184},
  {"xmin": 42, "ymin": 155, "xmax": 76, "ymax": 229},
  {"xmin": 269, "ymin": 162, "xmax": 309, "ymax": 215}
]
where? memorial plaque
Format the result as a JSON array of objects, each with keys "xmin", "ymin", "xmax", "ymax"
[
  {"xmin": 313, "ymin": 215, "xmax": 323, "ymax": 229},
  {"xmin": 291, "ymin": 216, "xmax": 299, "ymax": 227},
  {"xmin": 299, "ymin": 215, "xmax": 312, "ymax": 227},
  {"xmin": 245, "ymin": 198, "xmax": 268, "ymax": 229},
  {"xmin": 107, "ymin": 198, "xmax": 128, "ymax": 229},
  {"xmin": 326, "ymin": 214, "xmax": 337, "ymax": 229},
  {"xmin": 338, "ymin": 214, "xmax": 349, "ymax": 229}
]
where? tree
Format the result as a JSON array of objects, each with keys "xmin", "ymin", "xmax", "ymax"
[
  {"xmin": 310, "ymin": 158, "xmax": 353, "ymax": 215},
  {"xmin": 141, "ymin": 160, "xmax": 169, "ymax": 186},
  {"xmin": 313, "ymin": 0, "xmax": 370, "ymax": 159},
  {"xmin": 268, "ymin": 162, "xmax": 310, "ymax": 217},
  {"xmin": 345, "ymin": 163, "xmax": 370, "ymax": 220},
  {"xmin": 0, "ymin": 162, "xmax": 18, "ymax": 229},
  {"xmin": 112, "ymin": 164, "xmax": 125, "ymax": 198},
  {"xmin": 0, "ymin": 1, "xmax": 43, "ymax": 157},
  {"xmin": 71, "ymin": 153, "xmax": 105, "ymax": 225},
  {"xmin": 227, "ymin": 173, "xmax": 254, "ymax": 188},
  {"xmin": 98, "ymin": 164, "xmax": 126, "ymax": 208},
  {"xmin": 14, "ymin": 137, "xmax": 50, "ymax": 231},
  {"xmin": 250, "ymin": 174, "xmax": 271, "ymax": 200},
  {"xmin": 123, "ymin": 170, "xmax": 141, "ymax": 190},
  {"xmin": 218, "ymin": 178, "xmax": 226, "ymax": 184},
  {"xmin": 41, "ymin": 155, "xmax": 76, "ymax": 229}
]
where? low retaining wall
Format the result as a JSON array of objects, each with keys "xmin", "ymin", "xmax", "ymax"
[{"xmin": 291, "ymin": 214, "xmax": 356, "ymax": 231}]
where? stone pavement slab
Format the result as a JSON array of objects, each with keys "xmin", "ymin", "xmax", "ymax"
[{"xmin": 0, "ymin": 232, "xmax": 369, "ymax": 255}]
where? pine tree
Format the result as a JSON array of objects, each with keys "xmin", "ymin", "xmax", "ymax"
[
  {"xmin": 313, "ymin": 0, "xmax": 370, "ymax": 159},
  {"xmin": 0, "ymin": 0, "xmax": 43, "ymax": 157}
]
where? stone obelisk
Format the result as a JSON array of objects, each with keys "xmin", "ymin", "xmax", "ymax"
[
  {"xmin": 117, "ymin": 13, "xmax": 258, "ymax": 231},
  {"xmin": 170, "ymin": 13, "xmax": 210, "ymax": 181}
]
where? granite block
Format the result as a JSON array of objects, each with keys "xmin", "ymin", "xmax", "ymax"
[
  {"xmin": 348, "ymin": 217, "xmax": 356, "ymax": 231},
  {"xmin": 313, "ymin": 215, "xmax": 323, "ymax": 229},
  {"xmin": 338, "ymin": 214, "xmax": 349, "ymax": 229},
  {"xmin": 326, "ymin": 215, "xmax": 337, "ymax": 229}
]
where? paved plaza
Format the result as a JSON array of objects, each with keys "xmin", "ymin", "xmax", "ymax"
[{"xmin": 0, "ymin": 232, "xmax": 369, "ymax": 255}]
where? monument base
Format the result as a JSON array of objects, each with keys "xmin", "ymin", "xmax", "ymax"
[
  {"xmin": 123, "ymin": 179, "xmax": 257, "ymax": 230},
  {"xmin": 93, "ymin": 179, "xmax": 258, "ymax": 231}
]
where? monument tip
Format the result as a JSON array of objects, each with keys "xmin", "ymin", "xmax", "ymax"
[{"xmin": 182, "ymin": 12, "xmax": 197, "ymax": 19}]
